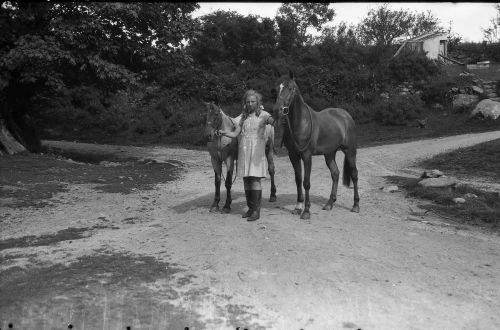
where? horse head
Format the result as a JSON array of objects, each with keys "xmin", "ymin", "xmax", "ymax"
[
  {"xmin": 203, "ymin": 101, "xmax": 223, "ymax": 142},
  {"xmin": 272, "ymin": 72, "xmax": 299, "ymax": 122}
]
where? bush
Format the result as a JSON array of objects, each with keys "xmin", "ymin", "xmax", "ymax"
[
  {"xmin": 386, "ymin": 52, "xmax": 441, "ymax": 84},
  {"xmin": 373, "ymin": 94, "xmax": 425, "ymax": 126}
]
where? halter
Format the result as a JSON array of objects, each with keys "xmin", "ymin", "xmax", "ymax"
[{"xmin": 279, "ymin": 84, "xmax": 313, "ymax": 153}]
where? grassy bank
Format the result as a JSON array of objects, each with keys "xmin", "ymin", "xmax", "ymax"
[{"xmin": 387, "ymin": 138, "xmax": 500, "ymax": 231}]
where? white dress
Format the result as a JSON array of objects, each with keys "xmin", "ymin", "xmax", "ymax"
[{"xmin": 237, "ymin": 111, "xmax": 271, "ymax": 178}]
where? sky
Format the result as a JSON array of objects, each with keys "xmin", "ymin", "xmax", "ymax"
[{"xmin": 193, "ymin": 2, "xmax": 498, "ymax": 42}]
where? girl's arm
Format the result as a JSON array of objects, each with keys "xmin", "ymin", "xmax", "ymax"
[{"xmin": 217, "ymin": 125, "xmax": 241, "ymax": 138}]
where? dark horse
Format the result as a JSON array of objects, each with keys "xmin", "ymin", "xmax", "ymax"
[
  {"xmin": 203, "ymin": 102, "xmax": 277, "ymax": 213},
  {"xmin": 272, "ymin": 73, "xmax": 359, "ymax": 219}
]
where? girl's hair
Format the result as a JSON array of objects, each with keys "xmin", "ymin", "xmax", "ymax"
[{"xmin": 240, "ymin": 90, "xmax": 263, "ymax": 127}]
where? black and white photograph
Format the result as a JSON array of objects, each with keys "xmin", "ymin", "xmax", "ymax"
[{"xmin": 1, "ymin": 2, "xmax": 500, "ymax": 329}]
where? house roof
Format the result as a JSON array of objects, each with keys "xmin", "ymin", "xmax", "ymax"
[{"xmin": 406, "ymin": 31, "xmax": 448, "ymax": 42}]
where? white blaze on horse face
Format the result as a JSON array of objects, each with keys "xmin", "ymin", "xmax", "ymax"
[{"xmin": 279, "ymin": 83, "xmax": 284, "ymax": 96}]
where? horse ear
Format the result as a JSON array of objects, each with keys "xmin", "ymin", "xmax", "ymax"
[{"xmin": 289, "ymin": 70, "xmax": 295, "ymax": 80}]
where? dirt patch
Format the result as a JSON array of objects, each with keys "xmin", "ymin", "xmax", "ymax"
[
  {"xmin": 0, "ymin": 252, "xmax": 206, "ymax": 329},
  {"xmin": 0, "ymin": 152, "xmax": 182, "ymax": 208}
]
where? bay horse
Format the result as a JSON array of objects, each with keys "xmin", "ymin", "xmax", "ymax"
[
  {"xmin": 272, "ymin": 73, "xmax": 359, "ymax": 219},
  {"xmin": 203, "ymin": 101, "xmax": 277, "ymax": 213}
]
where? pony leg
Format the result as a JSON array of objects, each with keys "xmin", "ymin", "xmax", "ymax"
[
  {"xmin": 222, "ymin": 157, "xmax": 234, "ymax": 213},
  {"xmin": 210, "ymin": 157, "xmax": 222, "ymax": 213},
  {"xmin": 289, "ymin": 152, "xmax": 303, "ymax": 215},
  {"xmin": 344, "ymin": 151, "xmax": 360, "ymax": 213},
  {"xmin": 323, "ymin": 152, "xmax": 339, "ymax": 211},
  {"xmin": 301, "ymin": 154, "xmax": 312, "ymax": 220},
  {"xmin": 266, "ymin": 144, "xmax": 277, "ymax": 202}
]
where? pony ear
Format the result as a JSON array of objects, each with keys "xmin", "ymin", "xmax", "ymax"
[{"xmin": 289, "ymin": 70, "xmax": 295, "ymax": 80}]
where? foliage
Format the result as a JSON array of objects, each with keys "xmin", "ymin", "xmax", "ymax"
[
  {"xmin": 358, "ymin": 4, "xmax": 441, "ymax": 47},
  {"xmin": 0, "ymin": 2, "xmax": 199, "ymax": 117},
  {"xmin": 373, "ymin": 94, "xmax": 426, "ymax": 126},
  {"xmin": 386, "ymin": 52, "xmax": 441, "ymax": 83},
  {"xmin": 276, "ymin": 3, "xmax": 335, "ymax": 50},
  {"xmin": 482, "ymin": 3, "xmax": 500, "ymax": 43}
]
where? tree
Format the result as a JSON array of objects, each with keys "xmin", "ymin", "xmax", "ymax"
[
  {"xmin": 276, "ymin": 3, "xmax": 335, "ymax": 50},
  {"xmin": 188, "ymin": 10, "xmax": 277, "ymax": 67},
  {"xmin": 358, "ymin": 4, "xmax": 441, "ymax": 47},
  {"xmin": 0, "ymin": 2, "xmax": 198, "ymax": 153},
  {"xmin": 483, "ymin": 3, "xmax": 500, "ymax": 43}
]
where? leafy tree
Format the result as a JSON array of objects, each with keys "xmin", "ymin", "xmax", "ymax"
[
  {"xmin": 0, "ymin": 2, "xmax": 198, "ymax": 152},
  {"xmin": 276, "ymin": 2, "xmax": 335, "ymax": 50},
  {"xmin": 358, "ymin": 4, "xmax": 441, "ymax": 47},
  {"xmin": 188, "ymin": 10, "xmax": 277, "ymax": 67},
  {"xmin": 482, "ymin": 3, "xmax": 500, "ymax": 43}
]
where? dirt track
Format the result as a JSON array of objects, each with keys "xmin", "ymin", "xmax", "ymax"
[{"xmin": 1, "ymin": 131, "xmax": 500, "ymax": 330}]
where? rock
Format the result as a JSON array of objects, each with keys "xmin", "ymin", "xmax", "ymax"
[
  {"xmin": 382, "ymin": 185, "xmax": 399, "ymax": 193},
  {"xmin": 416, "ymin": 119, "xmax": 427, "ymax": 128},
  {"xmin": 100, "ymin": 161, "xmax": 121, "ymax": 167},
  {"xmin": 452, "ymin": 197, "xmax": 466, "ymax": 204},
  {"xmin": 421, "ymin": 169, "xmax": 444, "ymax": 178},
  {"xmin": 432, "ymin": 103, "xmax": 444, "ymax": 110},
  {"xmin": 464, "ymin": 193, "xmax": 478, "ymax": 199},
  {"xmin": 470, "ymin": 99, "xmax": 500, "ymax": 120},
  {"xmin": 471, "ymin": 86, "xmax": 484, "ymax": 94},
  {"xmin": 451, "ymin": 87, "xmax": 459, "ymax": 93},
  {"xmin": 380, "ymin": 92, "xmax": 390, "ymax": 99},
  {"xmin": 452, "ymin": 94, "xmax": 479, "ymax": 110},
  {"xmin": 418, "ymin": 177, "xmax": 459, "ymax": 188}
]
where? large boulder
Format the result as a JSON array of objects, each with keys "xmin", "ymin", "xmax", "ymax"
[
  {"xmin": 452, "ymin": 94, "xmax": 479, "ymax": 110},
  {"xmin": 470, "ymin": 99, "xmax": 500, "ymax": 120},
  {"xmin": 418, "ymin": 177, "xmax": 459, "ymax": 188}
]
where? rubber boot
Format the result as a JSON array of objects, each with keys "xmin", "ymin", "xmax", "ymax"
[
  {"xmin": 247, "ymin": 190, "xmax": 262, "ymax": 222},
  {"xmin": 242, "ymin": 190, "xmax": 253, "ymax": 218}
]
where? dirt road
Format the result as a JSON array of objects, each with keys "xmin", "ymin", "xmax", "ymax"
[{"xmin": 2, "ymin": 131, "xmax": 500, "ymax": 330}]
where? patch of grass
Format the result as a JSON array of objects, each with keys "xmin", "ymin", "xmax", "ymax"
[
  {"xmin": 418, "ymin": 138, "xmax": 500, "ymax": 182},
  {"xmin": 387, "ymin": 176, "xmax": 500, "ymax": 230}
]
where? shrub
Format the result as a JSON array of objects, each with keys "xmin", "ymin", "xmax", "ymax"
[
  {"xmin": 386, "ymin": 52, "xmax": 441, "ymax": 84},
  {"xmin": 373, "ymin": 94, "xmax": 425, "ymax": 126}
]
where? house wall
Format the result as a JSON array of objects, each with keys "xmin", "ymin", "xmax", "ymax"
[{"xmin": 422, "ymin": 36, "xmax": 447, "ymax": 59}]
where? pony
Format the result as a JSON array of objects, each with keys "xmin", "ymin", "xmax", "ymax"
[
  {"xmin": 203, "ymin": 101, "xmax": 277, "ymax": 213},
  {"xmin": 271, "ymin": 73, "xmax": 359, "ymax": 219}
]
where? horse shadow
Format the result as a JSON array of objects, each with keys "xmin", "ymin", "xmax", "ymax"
[{"xmin": 170, "ymin": 191, "xmax": 352, "ymax": 215}]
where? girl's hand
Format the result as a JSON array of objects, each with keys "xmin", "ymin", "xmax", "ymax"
[{"xmin": 215, "ymin": 130, "xmax": 225, "ymax": 136}]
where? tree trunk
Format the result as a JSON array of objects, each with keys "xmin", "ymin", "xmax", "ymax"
[{"xmin": 0, "ymin": 119, "xmax": 27, "ymax": 155}]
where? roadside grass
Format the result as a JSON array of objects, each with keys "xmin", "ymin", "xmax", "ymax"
[
  {"xmin": 386, "ymin": 138, "xmax": 500, "ymax": 230},
  {"xmin": 419, "ymin": 138, "xmax": 500, "ymax": 182}
]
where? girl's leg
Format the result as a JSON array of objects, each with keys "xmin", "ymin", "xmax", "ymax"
[
  {"xmin": 247, "ymin": 177, "xmax": 262, "ymax": 221},
  {"xmin": 242, "ymin": 177, "xmax": 253, "ymax": 218}
]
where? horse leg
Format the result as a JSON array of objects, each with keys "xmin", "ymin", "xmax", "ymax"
[
  {"xmin": 210, "ymin": 157, "xmax": 222, "ymax": 213},
  {"xmin": 301, "ymin": 154, "xmax": 312, "ymax": 220},
  {"xmin": 221, "ymin": 157, "xmax": 234, "ymax": 213},
  {"xmin": 266, "ymin": 144, "xmax": 277, "ymax": 202},
  {"xmin": 322, "ymin": 152, "xmax": 339, "ymax": 211},
  {"xmin": 289, "ymin": 152, "xmax": 303, "ymax": 215},
  {"xmin": 344, "ymin": 151, "xmax": 360, "ymax": 213}
]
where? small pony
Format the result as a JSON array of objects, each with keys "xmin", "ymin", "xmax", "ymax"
[{"xmin": 203, "ymin": 101, "xmax": 277, "ymax": 213}]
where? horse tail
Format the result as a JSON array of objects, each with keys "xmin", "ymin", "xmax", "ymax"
[{"xmin": 343, "ymin": 153, "xmax": 352, "ymax": 187}]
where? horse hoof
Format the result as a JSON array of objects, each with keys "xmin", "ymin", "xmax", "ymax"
[
  {"xmin": 322, "ymin": 204, "xmax": 333, "ymax": 210},
  {"xmin": 351, "ymin": 205, "xmax": 360, "ymax": 213},
  {"xmin": 300, "ymin": 211, "xmax": 310, "ymax": 220},
  {"xmin": 209, "ymin": 206, "xmax": 219, "ymax": 213},
  {"xmin": 294, "ymin": 208, "xmax": 302, "ymax": 215},
  {"xmin": 221, "ymin": 207, "xmax": 231, "ymax": 214},
  {"xmin": 269, "ymin": 196, "xmax": 276, "ymax": 202}
]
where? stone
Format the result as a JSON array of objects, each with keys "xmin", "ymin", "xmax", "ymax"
[
  {"xmin": 471, "ymin": 86, "xmax": 484, "ymax": 94},
  {"xmin": 470, "ymin": 99, "xmax": 500, "ymax": 120},
  {"xmin": 452, "ymin": 94, "xmax": 479, "ymax": 110},
  {"xmin": 421, "ymin": 169, "xmax": 444, "ymax": 178},
  {"xmin": 464, "ymin": 193, "xmax": 478, "ymax": 199},
  {"xmin": 418, "ymin": 177, "xmax": 459, "ymax": 188},
  {"xmin": 380, "ymin": 92, "xmax": 389, "ymax": 99},
  {"xmin": 382, "ymin": 185, "xmax": 399, "ymax": 193},
  {"xmin": 452, "ymin": 197, "xmax": 466, "ymax": 204}
]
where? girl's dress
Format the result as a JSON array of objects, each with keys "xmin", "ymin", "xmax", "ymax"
[{"xmin": 237, "ymin": 110, "xmax": 271, "ymax": 178}]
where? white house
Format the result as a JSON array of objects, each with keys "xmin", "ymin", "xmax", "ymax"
[{"xmin": 392, "ymin": 31, "xmax": 450, "ymax": 61}]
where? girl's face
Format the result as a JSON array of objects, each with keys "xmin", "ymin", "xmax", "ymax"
[{"xmin": 245, "ymin": 95, "xmax": 258, "ymax": 113}]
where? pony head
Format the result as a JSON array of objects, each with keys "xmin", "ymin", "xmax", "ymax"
[
  {"xmin": 203, "ymin": 101, "xmax": 223, "ymax": 141},
  {"xmin": 272, "ymin": 72, "xmax": 298, "ymax": 121}
]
